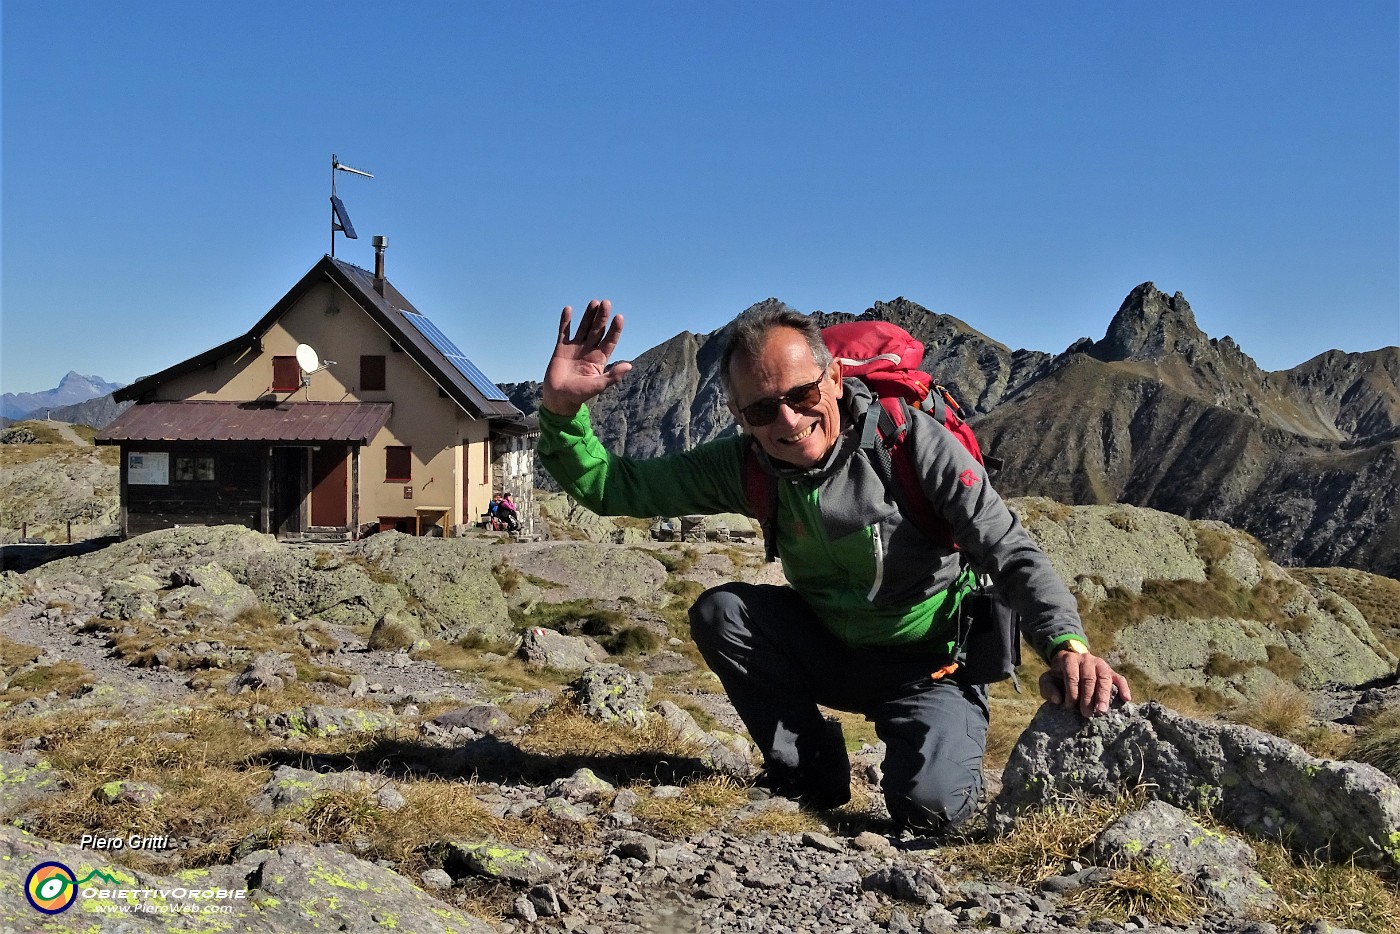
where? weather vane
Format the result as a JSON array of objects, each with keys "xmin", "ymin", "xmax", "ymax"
[{"xmin": 330, "ymin": 153, "xmax": 374, "ymax": 258}]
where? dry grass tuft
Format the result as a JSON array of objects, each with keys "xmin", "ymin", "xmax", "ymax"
[
  {"xmin": 517, "ymin": 701, "xmax": 706, "ymax": 766},
  {"xmin": 1291, "ymin": 567, "xmax": 1400, "ymax": 634},
  {"xmin": 1065, "ymin": 859, "xmax": 1200, "ymax": 925},
  {"xmin": 0, "ymin": 649, "xmax": 93, "ymax": 704},
  {"xmin": 1255, "ymin": 839, "xmax": 1400, "ymax": 934},
  {"xmin": 730, "ymin": 806, "xmax": 824, "ymax": 836},
  {"xmin": 1227, "ymin": 683, "xmax": 1312, "ymax": 741},
  {"xmin": 416, "ymin": 640, "xmax": 564, "ymax": 695},
  {"xmin": 647, "ymin": 546, "xmax": 702, "ymax": 576},
  {"xmin": 368, "ymin": 617, "xmax": 420, "ymax": 651},
  {"xmin": 942, "ymin": 791, "xmax": 1149, "ymax": 885},
  {"xmin": 1350, "ymin": 709, "xmax": 1400, "ymax": 782},
  {"xmin": 299, "ymin": 788, "xmax": 387, "ymax": 842},
  {"xmin": 631, "ymin": 776, "xmax": 750, "ymax": 838}
]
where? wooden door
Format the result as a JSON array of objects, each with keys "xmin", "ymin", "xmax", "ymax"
[{"xmin": 311, "ymin": 446, "xmax": 349, "ymax": 527}]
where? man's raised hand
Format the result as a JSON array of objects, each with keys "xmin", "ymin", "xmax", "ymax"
[{"xmin": 540, "ymin": 300, "xmax": 634, "ymax": 417}]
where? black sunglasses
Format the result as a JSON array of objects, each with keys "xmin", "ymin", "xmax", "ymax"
[{"xmin": 738, "ymin": 377, "xmax": 825, "ymax": 426}]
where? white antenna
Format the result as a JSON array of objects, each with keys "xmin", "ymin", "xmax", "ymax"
[
  {"xmin": 295, "ymin": 343, "xmax": 337, "ymax": 388},
  {"xmin": 333, "ymin": 160, "xmax": 374, "ymax": 178}
]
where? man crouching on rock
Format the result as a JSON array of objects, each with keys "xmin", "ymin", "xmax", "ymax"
[{"xmin": 535, "ymin": 299, "xmax": 1131, "ymax": 835}]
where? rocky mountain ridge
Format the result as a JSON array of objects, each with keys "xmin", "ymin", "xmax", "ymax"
[
  {"xmin": 504, "ymin": 283, "xmax": 1400, "ymax": 577},
  {"xmin": 0, "ymin": 371, "xmax": 125, "ymax": 422}
]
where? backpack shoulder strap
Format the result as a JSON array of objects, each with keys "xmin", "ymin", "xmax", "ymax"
[
  {"xmin": 741, "ymin": 439, "xmax": 780, "ymax": 563},
  {"xmin": 867, "ymin": 397, "xmax": 956, "ymax": 550}
]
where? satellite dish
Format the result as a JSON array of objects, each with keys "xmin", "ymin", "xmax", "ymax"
[{"xmin": 295, "ymin": 344, "xmax": 321, "ymax": 374}]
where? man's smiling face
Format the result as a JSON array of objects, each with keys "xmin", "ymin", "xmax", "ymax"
[{"xmin": 727, "ymin": 326, "xmax": 843, "ymax": 469}]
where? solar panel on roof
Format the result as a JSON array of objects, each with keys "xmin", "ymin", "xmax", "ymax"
[
  {"xmin": 400, "ymin": 310, "xmax": 510, "ymax": 401},
  {"xmin": 330, "ymin": 196, "xmax": 358, "ymax": 239}
]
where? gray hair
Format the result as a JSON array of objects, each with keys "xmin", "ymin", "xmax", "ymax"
[{"xmin": 719, "ymin": 304, "xmax": 833, "ymax": 399}]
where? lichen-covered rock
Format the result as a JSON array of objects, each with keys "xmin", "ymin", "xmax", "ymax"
[
  {"xmin": 161, "ymin": 562, "xmax": 258, "ymax": 618},
  {"xmin": 1017, "ymin": 500, "xmax": 1207, "ymax": 593},
  {"xmin": 547, "ymin": 767, "xmax": 615, "ymax": 804},
  {"xmin": 93, "ymin": 780, "xmax": 162, "ymax": 807},
  {"xmin": 993, "ymin": 702, "xmax": 1400, "ymax": 876},
  {"xmin": 243, "ymin": 548, "xmax": 404, "ymax": 630},
  {"xmin": 570, "ymin": 665, "xmax": 652, "ymax": 726},
  {"xmin": 518, "ymin": 627, "xmax": 607, "ymax": 672},
  {"xmin": 434, "ymin": 839, "xmax": 563, "ymax": 885},
  {"xmin": 252, "ymin": 765, "xmax": 406, "ymax": 813},
  {"xmin": 0, "ymin": 750, "xmax": 63, "ymax": 814},
  {"xmin": 428, "ymin": 704, "xmax": 518, "ymax": 735},
  {"xmin": 227, "ymin": 651, "xmax": 298, "ymax": 695},
  {"xmin": 501, "ymin": 541, "xmax": 668, "ymax": 606},
  {"xmin": 1019, "ymin": 501, "xmax": 1397, "ymax": 702},
  {"xmin": 1091, "ymin": 800, "xmax": 1276, "ymax": 913},
  {"xmin": 41, "ymin": 526, "xmax": 279, "ymax": 586},
  {"xmin": 352, "ymin": 532, "xmax": 512, "ymax": 644},
  {"xmin": 264, "ymin": 704, "xmax": 398, "ymax": 739},
  {"xmin": 654, "ymin": 700, "xmax": 755, "ymax": 777}
]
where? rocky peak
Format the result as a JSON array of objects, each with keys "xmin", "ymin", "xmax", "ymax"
[{"xmin": 1090, "ymin": 282, "xmax": 1209, "ymax": 364}]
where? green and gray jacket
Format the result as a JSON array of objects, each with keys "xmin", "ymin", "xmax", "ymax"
[{"xmin": 537, "ymin": 379, "xmax": 1088, "ymax": 662}]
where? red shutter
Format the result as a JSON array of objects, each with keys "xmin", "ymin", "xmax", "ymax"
[
  {"xmin": 385, "ymin": 446, "xmax": 412, "ymax": 483},
  {"xmin": 273, "ymin": 356, "xmax": 300, "ymax": 392}
]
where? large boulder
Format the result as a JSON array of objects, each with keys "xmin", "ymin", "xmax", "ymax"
[
  {"xmin": 1015, "ymin": 499, "xmax": 1208, "ymax": 592},
  {"xmin": 352, "ymin": 533, "xmax": 512, "ymax": 644},
  {"xmin": 1018, "ymin": 501, "xmax": 1397, "ymax": 702},
  {"xmin": 517, "ymin": 627, "xmax": 607, "ymax": 673},
  {"xmin": 243, "ymin": 548, "xmax": 404, "ymax": 630},
  {"xmin": 993, "ymin": 701, "xmax": 1400, "ymax": 876},
  {"xmin": 500, "ymin": 542, "xmax": 668, "ymax": 607},
  {"xmin": 535, "ymin": 491, "xmax": 644, "ymax": 543}
]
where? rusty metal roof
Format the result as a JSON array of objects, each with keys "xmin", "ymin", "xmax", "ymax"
[{"xmin": 95, "ymin": 401, "xmax": 392, "ymax": 444}]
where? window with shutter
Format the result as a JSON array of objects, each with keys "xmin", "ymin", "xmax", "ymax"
[
  {"xmin": 385, "ymin": 446, "xmax": 412, "ymax": 483},
  {"xmin": 273, "ymin": 356, "xmax": 300, "ymax": 392}
]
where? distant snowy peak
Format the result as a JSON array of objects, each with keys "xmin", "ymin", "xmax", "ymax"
[{"xmin": 1, "ymin": 372, "xmax": 127, "ymax": 420}]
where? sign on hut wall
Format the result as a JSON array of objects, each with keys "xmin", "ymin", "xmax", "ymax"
[{"xmin": 127, "ymin": 452, "xmax": 169, "ymax": 485}]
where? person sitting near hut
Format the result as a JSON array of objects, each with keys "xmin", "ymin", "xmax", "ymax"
[
  {"xmin": 497, "ymin": 492, "xmax": 521, "ymax": 532},
  {"xmin": 484, "ymin": 495, "xmax": 504, "ymax": 530}
]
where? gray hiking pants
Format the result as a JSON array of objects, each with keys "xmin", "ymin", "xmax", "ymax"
[{"xmin": 689, "ymin": 582, "xmax": 989, "ymax": 831}]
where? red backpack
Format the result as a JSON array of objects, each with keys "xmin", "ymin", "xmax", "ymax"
[{"xmin": 742, "ymin": 319, "xmax": 1000, "ymax": 563}]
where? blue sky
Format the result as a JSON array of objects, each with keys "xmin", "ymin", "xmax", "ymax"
[{"xmin": 3, "ymin": 2, "xmax": 1397, "ymax": 395}]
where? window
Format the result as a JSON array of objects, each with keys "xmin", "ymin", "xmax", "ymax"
[
  {"xmin": 360, "ymin": 355, "xmax": 386, "ymax": 391},
  {"xmin": 272, "ymin": 356, "xmax": 300, "ymax": 392},
  {"xmin": 174, "ymin": 455, "xmax": 215, "ymax": 482},
  {"xmin": 385, "ymin": 446, "xmax": 412, "ymax": 483}
]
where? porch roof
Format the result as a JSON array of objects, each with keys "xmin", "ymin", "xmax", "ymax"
[{"xmin": 95, "ymin": 401, "xmax": 392, "ymax": 444}]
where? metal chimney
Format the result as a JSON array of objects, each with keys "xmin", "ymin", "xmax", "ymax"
[{"xmin": 373, "ymin": 235, "xmax": 388, "ymax": 294}]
